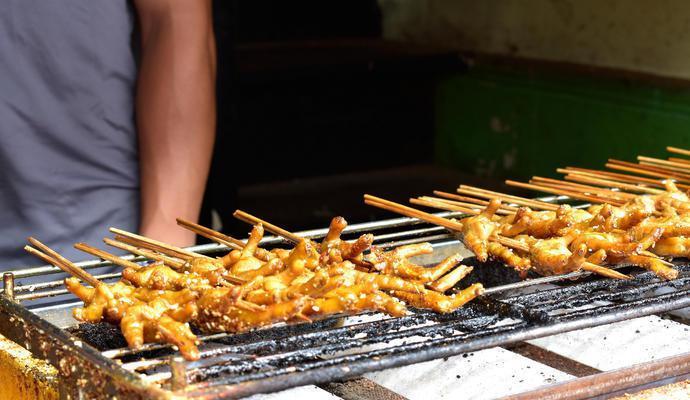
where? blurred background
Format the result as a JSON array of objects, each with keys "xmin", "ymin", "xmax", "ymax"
[{"xmin": 205, "ymin": 0, "xmax": 690, "ymax": 236}]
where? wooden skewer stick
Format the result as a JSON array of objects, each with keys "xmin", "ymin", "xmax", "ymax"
[
  {"xmin": 109, "ymin": 228, "xmax": 211, "ymax": 260},
  {"xmin": 411, "ymin": 198, "xmax": 477, "ymax": 214},
  {"xmin": 606, "ymin": 160, "xmax": 690, "ymax": 183},
  {"xmin": 610, "ymin": 159, "xmax": 690, "ymax": 178},
  {"xmin": 558, "ymin": 167, "xmax": 672, "ymax": 189},
  {"xmin": 431, "ymin": 192, "xmax": 520, "ymax": 212},
  {"xmin": 106, "ymin": 238, "xmax": 247, "ymax": 284},
  {"xmin": 668, "ymin": 157, "xmax": 690, "ymax": 165},
  {"xmin": 530, "ymin": 177, "xmax": 636, "ymax": 199},
  {"xmin": 457, "ymin": 185, "xmax": 559, "ymax": 211},
  {"xmin": 414, "ymin": 197, "xmax": 514, "ymax": 215},
  {"xmin": 233, "ymin": 210, "xmax": 303, "ymax": 244},
  {"xmin": 667, "ymin": 146, "xmax": 690, "ymax": 157},
  {"xmin": 176, "ymin": 218, "xmax": 243, "ymax": 250},
  {"xmin": 529, "ymin": 177, "xmax": 632, "ymax": 202},
  {"xmin": 638, "ymin": 158, "xmax": 690, "ymax": 175},
  {"xmin": 531, "ymin": 175, "xmax": 635, "ymax": 196},
  {"xmin": 606, "ymin": 163, "xmax": 690, "ymax": 184},
  {"xmin": 638, "ymin": 160, "xmax": 690, "ymax": 175},
  {"xmin": 638, "ymin": 156, "xmax": 690, "ymax": 171},
  {"xmin": 505, "ymin": 180, "xmax": 626, "ymax": 206},
  {"xmin": 104, "ymin": 238, "xmax": 185, "ymax": 269},
  {"xmin": 74, "ymin": 242, "xmax": 141, "ymax": 270},
  {"xmin": 421, "ymin": 195, "xmax": 516, "ymax": 212},
  {"xmin": 563, "ymin": 173, "xmax": 662, "ymax": 195},
  {"xmin": 411, "ymin": 198, "xmax": 488, "ymax": 216},
  {"xmin": 434, "ymin": 191, "xmax": 490, "ymax": 207},
  {"xmin": 495, "ymin": 236, "xmax": 531, "ymax": 252},
  {"xmin": 638, "ymin": 250, "xmax": 675, "ymax": 266},
  {"xmin": 582, "ymin": 262, "xmax": 631, "ymax": 280},
  {"xmin": 366, "ymin": 195, "xmax": 628, "ymax": 279},
  {"xmin": 26, "ymin": 238, "xmax": 102, "ymax": 288},
  {"xmin": 365, "ymin": 194, "xmax": 528, "ymax": 251},
  {"xmin": 114, "ymin": 234, "xmax": 190, "ymax": 263},
  {"xmin": 366, "ymin": 194, "xmax": 465, "ymax": 231}
]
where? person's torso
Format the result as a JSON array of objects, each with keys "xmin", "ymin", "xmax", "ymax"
[{"xmin": 0, "ymin": 0, "xmax": 140, "ymax": 270}]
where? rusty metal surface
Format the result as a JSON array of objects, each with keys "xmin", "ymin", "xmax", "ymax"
[
  {"xmin": 0, "ymin": 296, "xmax": 171, "ymax": 399},
  {"xmin": 318, "ymin": 377, "xmax": 409, "ymax": 400},
  {"xmin": 0, "ymin": 334, "xmax": 58, "ymax": 400},
  {"xmin": 505, "ymin": 342, "xmax": 601, "ymax": 378},
  {"xmin": 501, "ymin": 352, "xmax": 690, "ymax": 400},
  {"xmin": 612, "ymin": 380, "xmax": 690, "ymax": 399}
]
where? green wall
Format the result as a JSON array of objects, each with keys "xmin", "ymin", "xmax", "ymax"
[{"xmin": 435, "ymin": 67, "xmax": 690, "ymax": 181}]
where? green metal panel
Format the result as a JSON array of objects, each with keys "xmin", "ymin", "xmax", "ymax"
[{"xmin": 435, "ymin": 67, "xmax": 690, "ymax": 180}]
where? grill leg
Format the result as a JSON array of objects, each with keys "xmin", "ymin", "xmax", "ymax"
[
  {"xmin": 170, "ymin": 355, "xmax": 188, "ymax": 391},
  {"xmin": 2, "ymin": 273, "xmax": 14, "ymax": 302}
]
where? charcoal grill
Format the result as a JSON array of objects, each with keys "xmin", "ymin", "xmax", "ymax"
[{"xmin": 1, "ymin": 198, "xmax": 690, "ymax": 399}]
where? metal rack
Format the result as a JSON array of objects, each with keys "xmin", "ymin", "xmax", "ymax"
[{"xmin": 1, "ymin": 207, "xmax": 690, "ymax": 399}]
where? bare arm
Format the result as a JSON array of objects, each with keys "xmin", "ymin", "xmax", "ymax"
[{"xmin": 134, "ymin": 0, "xmax": 216, "ymax": 246}]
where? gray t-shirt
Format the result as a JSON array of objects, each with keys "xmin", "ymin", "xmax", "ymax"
[{"xmin": 0, "ymin": 1, "xmax": 140, "ymax": 270}]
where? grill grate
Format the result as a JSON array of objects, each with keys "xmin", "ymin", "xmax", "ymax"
[{"xmin": 1, "ymin": 202, "xmax": 690, "ymax": 399}]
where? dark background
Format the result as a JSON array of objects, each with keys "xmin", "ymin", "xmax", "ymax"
[{"xmin": 202, "ymin": 1, "xmax": 476, "ymax": 236}]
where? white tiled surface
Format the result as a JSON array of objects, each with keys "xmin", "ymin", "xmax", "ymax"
[
  {"xmin": 529, "ymin": 316, "xmax": 690, "ymax": 371},
  {"xmin": 247, "ymin": 385, "xmax": 340, "ymax": 400},
  {"xmin": 364, "ymin": 347, "xmax": 574, "ymax": 400}
]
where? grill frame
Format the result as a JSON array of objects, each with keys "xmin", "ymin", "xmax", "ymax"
[{"xmin": 1, "ymin": 201, "xmax": 689, "ymax": 399}]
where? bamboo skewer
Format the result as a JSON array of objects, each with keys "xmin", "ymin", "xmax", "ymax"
[
  {"xmin": 582, "ymin": 262, "xmax": 631, "ymax": 280},
  {"xmin": 366, "ymin": 195, "xmax": 527, "ymax": 251},
  {"xmin": 530, "ymin": 177, "xmax": 636, "ymax": 200},
  {"xmin": 667, "ymin": 146, "xmax": 690, "ymax": 157},
  {"xmin": 26, "ymin": 238, "xmax": 102, "ymax": 288},
  {"xmin": 411, "ymin": 198, "xmax": 478, "ymax": 215},
  {"xmin": 558, "ymin": 167, "xmax": 673, "ymax": 189},
  {"xmin": 433, "ymin": 191, "xmax": 521, "ymax": 212},
  {"xmin": 563, "ymin": 173, "xmax": 662, "ymax": 195},
  {"xmin": 605, "ymin": 162, "xmax": 683, "ymax": 181},
  {"xmin": 423, "ymin": 195, "xmax": 515, "ymax": 212},
  {"xmin": 457, "ymin": 185, "xmax": 559, "ymax": 211},
  {"xmin": 365, "ymin": 195, "xmax": 629, "ymax": 279},
  {"xmin": 104, "ymin": 238, "xmax": 186, "ymax": 269},
  {"xmin": 505, "ymin": 180, "xmax": 626, "ymax": 206},
  {"xmin": 109, "ymin": 228, "xmax": 211, "ymax": 260},
  {"xmin": 106, "ymin": 238, "xmax": 246, "ymax": 286},
  {"xmin": 413, "ymin": 197, "xmax": 513, "ymax": 215},
  {"xmin": 531, "ymin": 179, "xmax": 632, "ymax": 201},
  {"xmin": 74, "ymin": 243, "xmax": 141, "ymax": 270},
  {"xmin": 433, "ymin": 191, "xmax": 491, "ymax": 206},
  {"xmin": 638, "ymin": 161, "xmax": 690, "ymax": 175},
  {"xmin": 668, "ymin": 157, "xmax": 690, "ymax": 165},
  {"xmin": 113, "ymin": 234, "xmax": 189, "ymax": 263},
  {"xmin": 233, "ymin": 210, "xmax": 303, "ymax": 244},
  {"xmin": 638, "ymin": 156, "xmax": 690, "ymax": 171},
  {"xmin": 528, "ymin": 181, "xmax": 627, "ymax": 202},
  {"xmin": 366, "ymin": 194, "xmax": 466, "ymax": 231},
  {"xmin": 610, "ymin": 159, "xmax": 690, "ymax": 178},
  {"xmin": 176, "ymin": 218, "xmax": 244, "ymax": 250},
  {"xmin": 606, "ymin": 160, "xmax": 690, "ymax": 183}
]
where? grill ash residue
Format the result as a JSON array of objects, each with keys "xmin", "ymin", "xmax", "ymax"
[
  {"xmin": 66, "ymin": 323, "xmax": 127, "ymax": 350},
  {"xmin": 456, "ymin": 258, "xmax": 523, "ymax": 288},
  {"xmin": 507, "ymin": 268, "xmax": 690, "ymax": 314},
  {"xmin": 186, "ymin": 307, "xmax": 500, "ymax": 383},
  {"xmin": 207, "ymin": 318, "xmax": 340, "ymax": 349}
]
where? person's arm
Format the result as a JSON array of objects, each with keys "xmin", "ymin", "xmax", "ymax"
[{"xmin": 133, "ymin": 0, "xmax": 216, "ymax": 246}]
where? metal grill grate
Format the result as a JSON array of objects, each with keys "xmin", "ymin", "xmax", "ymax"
[{"xmin": 1, "ymin": 203, "xmax": 690, "ymax": 399}]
